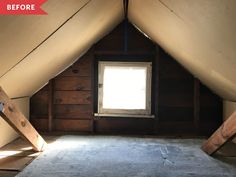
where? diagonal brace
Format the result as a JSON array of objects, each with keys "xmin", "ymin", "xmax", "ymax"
[
  {"xmin": 201, "ymin": 111, "xmax": 236, "ymax": 155},
  {"xmin": 0, "ymin": 87, "xmax": 47, "ymax": 152}
]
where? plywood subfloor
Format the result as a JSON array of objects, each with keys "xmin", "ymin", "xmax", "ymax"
[
  {"xmin": 0, "ymin": 170, "xmax": 18, "ymax": 177},
  {"xmin": 0, "ymin": 136, "xmax": 56, "ymax": 177},
  {"xmin": 0, "ymin": 156, "xmax": 33, "ymax": 171},
  {"xmin": 11, "ymin": 135, "xmax": 236, "ymax": 177}
]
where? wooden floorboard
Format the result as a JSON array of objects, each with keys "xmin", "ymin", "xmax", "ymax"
[
  {"xmin": 0, "ymin": 171, "xmax": 18, "ymax": 177},
  {"xmin": 0, "ymin": 136, "xmax": 57, "ymax": 176},
  {"xmin": 0, "ymin": 156, "xmax": 33, "ymax": 171}
]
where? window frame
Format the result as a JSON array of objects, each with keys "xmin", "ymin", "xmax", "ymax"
[{"xmin": 98, "ymin": 61, "xmax": 152, "ymax": 116}]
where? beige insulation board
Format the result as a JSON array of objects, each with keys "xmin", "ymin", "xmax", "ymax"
[
  {"xmin": 129, "ymin": 0, "xmax": 236, "ymax": 101},
  {"xmin": 0, "ymin": 0, "xmax": 124, "ymax": 98},
  {"xmin": 0, "ymin": 0, "xmax": 90, "ymax": 77}
]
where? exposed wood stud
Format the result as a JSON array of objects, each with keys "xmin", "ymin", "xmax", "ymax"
[
  {"xmin": 123, "ymin": 0, "xmax": 129, "ymax": 19},
  {"xmin": 194, "ymin": 78, "xmax": 200, "ymax": 132},
  {"xmin": 154, "ymin": 45, "xmax": 160, "ymax": 133},
  {"xmin": 48, "ymin": 79, "xmax": 54, "ymax": 132},
  {"xmin": 90, "ymin": 47, "xmax": 95, "ymax": 133},
  {"xmin": 201, "ymin": 111, "xmax": 236, "ymax": 155},
  {"xmin": 124, "ymin": 20, "xmax": 128, "ymax": 53},
  {"xmin": 0, "ymin": 87, "xmax": 47, "ymax": 152},
  {"xmin": 123, "ymin": 0, "xmax": 129, "ymax": 52}
]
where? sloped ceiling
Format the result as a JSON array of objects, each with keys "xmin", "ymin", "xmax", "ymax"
[
  {"xmin": 0, "ymin": 0, "xmax": 236, "ymax": 102},
  {"xmin": 0, "ymin": 0, "xmax": 124, "ymax": 98},
  {"xmin": 129, "ymin": 0, "xmax": 236, "ymax": 101},
  {"xmin": 0, "ymin": 0, "xmax": 90, "ymax": 77}
]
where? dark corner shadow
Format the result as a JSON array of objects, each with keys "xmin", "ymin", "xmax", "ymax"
[{"xmin": 213, "ymin": 141, "xmax": 236, "ymax": 166}]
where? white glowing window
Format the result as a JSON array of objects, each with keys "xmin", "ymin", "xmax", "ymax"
[{"xmin": 98, "ymin": 62, "xmax": 152, "ymax": 115}]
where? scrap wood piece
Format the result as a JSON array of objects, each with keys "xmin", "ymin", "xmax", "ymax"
[
  {"xmin": 0, "ymin": 87, "xmax": 47, "ymax": 152},
  {"xmin": 201, "ymin": 111, "xmax": 236, "ymax": 155},
  {"xmin": 0, "ymin": 156, "xmax": 34, "ymax": 171}
]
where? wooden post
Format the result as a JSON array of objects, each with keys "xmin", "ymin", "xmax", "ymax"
[
  {"xmin": 201, "ymin": 111, "xmax": 236, "ymax": 155},
  {"xmin": 154, "ymin": 45, "xmax": 160, "ymax": 133},
  {"xmin": 90, "ymin": 47, "xmax": 95, "ymax": 133},
  {"xmin": 194, "ymin": 78, "xmax": 200, "ymax": 132},
  {"xmin": 48, "ymin": 79, "xmax": 53, "ymax": 132},
  {"xmin": 0, "ymin": 87, "xmax": 47, "ymax": 152}
]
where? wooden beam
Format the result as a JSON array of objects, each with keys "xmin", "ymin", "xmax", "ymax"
[
  {"xmin": 124, "ymin": 19, "xmax": 128, "ymax": 53},
  {"xmin": 90, "ymin": 47, "xmax": 95, "ymax": 133},
  {"xmin": 154, "ymin": 45, "xmax": 160, "ymax": 133},
  {"xmin": 201, "ymin": 111, "xmax": 236, "ymax": 155},
  {"xmin": 123, "ymin": 0, "xmax": 129, "ymax": 19},
  {"xmin": 48, "ymin": 79, "xmax": 53, "ymax": 132},
  {"xmin": 0, "ymin": 87, "xmax": 47, "ymax": 152},
  {"xmin": 193, "ymin": 78, "xmax": 200, "ymax": 132}
]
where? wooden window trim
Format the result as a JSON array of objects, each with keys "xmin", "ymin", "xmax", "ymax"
[{"xmin": 97, "ymin": 61, "xmax": 152, "ymax": 116}]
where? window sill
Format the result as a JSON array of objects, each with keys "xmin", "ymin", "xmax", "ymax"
[{"xmin": 94, "ymin": 113, "xmax": 155, "ymax": 119}]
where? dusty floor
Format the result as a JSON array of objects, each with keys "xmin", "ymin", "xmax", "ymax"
[{"xmin": 7, "ymin": 135, "xmax": 234, "ymax": 177}]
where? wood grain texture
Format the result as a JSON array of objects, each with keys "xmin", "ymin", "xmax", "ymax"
[
  {"xmin": 201, "ymin": 111, "xmax": 236, "ymax": 155},
  {"xmin": 54, "ymin": 77, "xmax": 91, "ymax": 91},
  {"xmin": 30, "ymin": 90, "xmax": 48, "ymax": 116},
  {"xmin": 59, "ymin": 54, "xmax": 92, "ymax": 77},
  {"xmin": 54, "ymin": 91, "xmax": 92, "ymax": 105},
  {"xmin": 94, "ymin": 118, "xmax": 154, "ymax": 134},
  {"xmin": 0, "ymin": 87, "xmax": 47, "ymax": 152},
  {"xmin": 29, "ymin": 21, "xmax": 222, "ymax": 135},
  {"xmin": 31, "ymin": 118, "xmax": 92, "ymax": 132},
  {"xmin": 54, "ymin": 104, "xmax": 92, "ymax": 119},
  {"xmin": 95, "ymin": 23, "xmax": 124, "ymax": 52},
  {"xmin": 194, "ymin": 79, "xmax": 200, "ymax": 130},
  {"xmin": 30, "ymin": 118, "xmax": 48, "ymax": 131},
  {"xmin": 48, "ymin": 80, "xmax": 53, "ymax": 131},
  {"xmin": 0, "ymin": 156, "xmax": 33, "ymax": 171},
  {"xmin": 53, "ymin": 119, "xmax": 92, "ymax": 132},
  {"xmin": 159, "ymin": 93, "xmax": 193, "ymax": 107},
  {"xmin": 158, "ymin": 107, "xmax": 193, "ymax": 121}
]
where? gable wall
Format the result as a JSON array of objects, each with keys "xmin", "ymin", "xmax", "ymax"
[{"xmin": 30, "ymin": 22, "xmax": 222, "ymax": 135}]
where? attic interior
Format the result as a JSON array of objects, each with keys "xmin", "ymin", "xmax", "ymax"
[{"xmin": 0, "ymin": 0, "xmax": 236, "ymax": 177}]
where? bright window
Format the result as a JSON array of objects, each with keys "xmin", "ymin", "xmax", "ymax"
[{"xmin": 98, "ymin": 62, "xmax": 152, "ymax": 115}]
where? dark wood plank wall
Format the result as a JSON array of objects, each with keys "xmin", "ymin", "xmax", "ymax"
[
  {"xmin": 30, "ymin": 21, "xmax": 222, "ymax": 135},
  {"xmin": 31, "ymin": 52, "xmax": 94, "ymax": 132}
]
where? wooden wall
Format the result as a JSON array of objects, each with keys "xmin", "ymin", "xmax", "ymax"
[
  {"xmin": 157, "ymin": 51, "xmax": 222, "ymax": 135},
  {"xmin": 30, "ymin": 21, "xmax": 222, "ymax": 135},
  {"xmin": 31, "ymin": 52, "xmax": 94, "ymax": 132}
]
